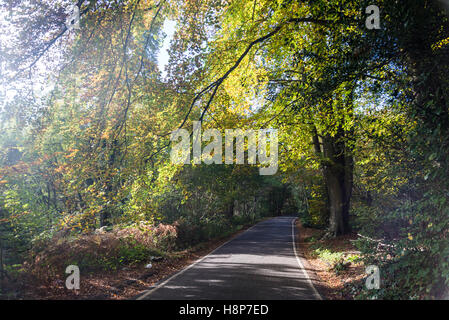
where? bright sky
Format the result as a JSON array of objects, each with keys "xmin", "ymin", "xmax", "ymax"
[
  {"xmin": 0, "ymin": 16, "xmax": 177, "ymax": 114},
  {"xmin": 157, "ymin": 19, "xmax": 176, "ymax": 78}
]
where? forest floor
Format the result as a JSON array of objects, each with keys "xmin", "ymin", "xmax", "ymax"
[
  {"xmin": 296, "ymin": 221, "xmax": 366, "ymax": 300},
  {"xmin": 1, "ymin": 221, "xmax": 263, "ymax": 300}
]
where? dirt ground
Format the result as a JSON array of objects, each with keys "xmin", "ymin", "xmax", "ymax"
[{"xmin": 296, "ymin": 221, "xmax": 365, "ymax": 300}]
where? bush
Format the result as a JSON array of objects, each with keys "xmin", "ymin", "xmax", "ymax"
[
  {"xmin": 301, "ymin": 198, "xmax": 328, "ymax": 229},
  {"xmin": 26, "ymin": 222, "xmax": 173, "ymax": 280},
  {"xmin": 353, "ymin": 190, "xmax": 449, "ymax": 299},
  {"xmin": 174, "ymin": 215, "xmax": 234, "ymax": 249},
  {"xmin": 173, "ymin": 217, "xmax": 202, "ymax": 248},
  {"xmin": 153, "ymin": 223, "xmax": 177, "ymax": 251},
  {"xmin": 313, "ymin": 248, "xmax": 344, "ymax": 267}
]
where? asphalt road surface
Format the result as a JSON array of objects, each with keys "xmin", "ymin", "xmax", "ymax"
[{"xmin": 137, "ymin": 216, "xmax": 322, "ymax": 300}]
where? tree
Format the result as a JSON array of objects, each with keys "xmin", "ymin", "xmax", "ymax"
[{"xmin": 166, "ymin": 0, "xmax": 377, "ymax": 235}]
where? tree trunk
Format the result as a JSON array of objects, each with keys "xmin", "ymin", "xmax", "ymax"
[
  {"xmin": 325, "ymin": 168, "xmax": 346, "ymax": 235},
  {"xmin": 313, "ymin": 126, "xmax": 353, "ymax": 236},
  {"xmin": 228, "ymin": 200, "xmax": 234, "ymax": 218}
]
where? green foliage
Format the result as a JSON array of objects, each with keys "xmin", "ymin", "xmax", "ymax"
[
  {"xmin": 175, "ymin": 214, "xmax": 239, "ymax": 249},
  {"xmin": 312, "ymin": 248, "xmax": 344, "ymax": 267},
  {"xmin": 300, "ymin": 181, "xmax": 329, "ymax": 229}
]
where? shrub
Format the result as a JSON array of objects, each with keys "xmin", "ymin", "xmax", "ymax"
[
  {"xmin": 313, "ymin": 248, "xmax": 344, "ymax": 267},
  {"xmin": 174, "ymin": 215, "xmax": 233, "ymax": 249},
  {"xmin": 173, "ymin": 218, "xmax": 202, "ymax": 248},
  {"xmin": 301, "ymin": 197, "xmax": 328, "ymax": 229},
  {"xmin": 353, "ymin": 190, "xmax": 449, "ymax": 299},
  {"xmin": 153, "ymin": 223, "xmax": 177, "ymax": 251},
  {"xmin": 26, "ymin": 222, "xmax": 173, "ymax": 280}
]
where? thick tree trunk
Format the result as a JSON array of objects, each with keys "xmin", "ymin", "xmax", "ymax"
[
  {"xmin": 325, "ymin": 169, "xmax": 346, "ymax": 235},
  {"xmin": 313, "ymin": 127, "xmax": 353, "ymax": 236}
]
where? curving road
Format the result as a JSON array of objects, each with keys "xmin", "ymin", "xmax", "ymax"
[{"xmin": 136, "ymin": 216, "xmax": 322, "ymax": 300}]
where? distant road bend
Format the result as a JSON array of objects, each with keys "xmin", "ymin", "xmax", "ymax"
[{"xmin": 137, "ymin": 216, "xmax": 322, "ymax": 300}]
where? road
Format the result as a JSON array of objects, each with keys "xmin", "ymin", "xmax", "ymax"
[{"xmin": 137, "ymin": 216, "xmax": 322, "ymax": 300}]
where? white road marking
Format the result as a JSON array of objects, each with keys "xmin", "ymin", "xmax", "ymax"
[
  {"xmin": 291, "ymin": 218, "xmax": 323, "ymax": 300},
  {"xmin": 136, "ymin": 222, "xmax": 260, "ymax": 300},
  {"xmin": 137, "ymin": 217, "xmax": 322, "ymax": 300}
]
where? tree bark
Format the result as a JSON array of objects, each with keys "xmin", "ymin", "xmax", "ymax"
[{"xmin": 313, "ymin": 126, "xmax": 353, "ymax": 236}]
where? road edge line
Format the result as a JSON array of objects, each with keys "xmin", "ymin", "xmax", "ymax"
[
  {"xmin": 291, "ymin": 218, "xmax": 323, "ymax": 300},
  {"xmin": 135, "ymin": 220, "xmax": 264, "ymax": 300}
]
